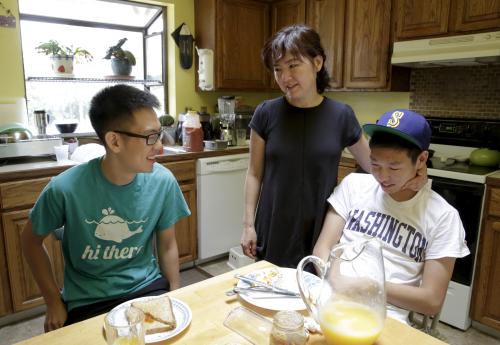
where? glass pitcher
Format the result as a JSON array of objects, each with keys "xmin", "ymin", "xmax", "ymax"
[{"xmin": 297, "ymin": 238, "xmax": 386, "ymax": 345}]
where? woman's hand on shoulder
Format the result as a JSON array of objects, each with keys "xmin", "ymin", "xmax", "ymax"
[{"xmin": 404, "ymin": 163, "xmax": 428, "ymax": 191}]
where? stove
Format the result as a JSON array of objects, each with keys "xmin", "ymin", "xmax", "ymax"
[
  {"xmin": 425, "ymin": 117, "xmax": 499, "ymax": 330},
  {"xmin": 426, "ymin": 117, "xmax": 500, "ymax": 183}
]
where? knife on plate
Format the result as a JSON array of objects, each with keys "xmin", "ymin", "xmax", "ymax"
[{"xmin": 234, "ymin": 274, "xmax": 301, "ymax": 297}]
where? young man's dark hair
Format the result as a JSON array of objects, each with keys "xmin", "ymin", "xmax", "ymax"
[
  {"xmin": 369, "ymin": 131, "xmax": 422, "ymax": 164},
  {"xmin": 89, "ymin": 84, "xmax": 160, "ymax": 143}
]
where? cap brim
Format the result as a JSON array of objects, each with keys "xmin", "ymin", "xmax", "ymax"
[{"xmin": 363, "ymin": 124, "xmax": 424, "ymax": 150}]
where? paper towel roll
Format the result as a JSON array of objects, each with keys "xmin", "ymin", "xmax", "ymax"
[{"xmin": 0, "ymin": 98, "xmax": 29, "ymax": 125}]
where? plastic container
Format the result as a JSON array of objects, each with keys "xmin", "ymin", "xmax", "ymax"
[
  {"xmin": 224, "ymin": 306, "xmax": 272, "ymax": 345},
  {"xmin": 269, "ymin": 311, "xmax": 308, "ymax": 345},
  {"xmin": 227, "ymin": 246, "xmax": 255, "ymax": 269},
  {"xmin": 203, "ymin": 139, "xmax": 228, "ymax": 150},
  {"xmin": 182, "ymin": 110, "xmax": 203, "ymax": 152}
]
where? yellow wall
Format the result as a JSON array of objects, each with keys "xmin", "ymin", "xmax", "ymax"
[
  {"xmin": 0, "ymin": 0, "xmax": 25, "ymax": 98},
  {"xmin": 0, "ymin": 0, "xmax": 408, "ymax": 126}
]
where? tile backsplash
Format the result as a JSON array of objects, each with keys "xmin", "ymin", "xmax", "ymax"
[{"xmin": 409, "ymin": 65, "xmax": 500, "ymax": 120}]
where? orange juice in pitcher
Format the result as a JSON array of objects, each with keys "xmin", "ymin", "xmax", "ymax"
[
  {"xmin": 319, "ymin": 300, "xmax": 383, "ymax": 345},
  {"xmin": 297, "ymin": 238, "xmax": 386, "ymax": 345}
]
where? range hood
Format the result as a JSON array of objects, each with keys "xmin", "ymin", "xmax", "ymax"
[{"xmin": 391, "ymin": 31, "xmax": 500, "ymax": 68}]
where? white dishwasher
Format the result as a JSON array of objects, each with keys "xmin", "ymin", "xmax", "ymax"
[{"xmin": 196, "ymin": 153, "xmax": 249, "ymax": 262}]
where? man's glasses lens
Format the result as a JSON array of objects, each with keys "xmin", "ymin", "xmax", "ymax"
[{"xmin": 147, "ymin": 131, "xmax": 164, "ymax": 145}]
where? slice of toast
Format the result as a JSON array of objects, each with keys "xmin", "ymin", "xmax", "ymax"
[{"xmin": 131, "ymin": 295, "xmax": 177, "ymax": 334}]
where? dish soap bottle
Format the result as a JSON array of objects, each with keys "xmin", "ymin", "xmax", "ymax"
[{"xmin": 182, "ymin": 110, "xmax": 203, "ymax": 152}]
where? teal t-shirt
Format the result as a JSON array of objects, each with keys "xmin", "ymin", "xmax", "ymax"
[{"xmin": 30, "ymin": 157, "xmax": 190, "ymax": 311}]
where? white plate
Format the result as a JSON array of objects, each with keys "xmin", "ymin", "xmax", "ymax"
[
  {"xmin": 236, "ymin": 267, "xmax": 320, "ymax": 311},
  {"xmin": 111, "ymin": 296, "xmax": 192, "ymax": 343}
]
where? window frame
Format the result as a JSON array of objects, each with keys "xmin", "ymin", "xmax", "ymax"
[{"xmin": 19, "ymin": 0, "xmax": 167, "ymax": 131}]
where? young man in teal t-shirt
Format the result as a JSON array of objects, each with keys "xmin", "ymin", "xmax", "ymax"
[{"xmin": 22, "ymin": 85, "xmax": 190, "ymax": 331}]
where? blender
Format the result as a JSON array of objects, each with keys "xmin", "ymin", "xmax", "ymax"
[{"xmin": 218, "ymin": 96, "xmax": 236, "ymax": 146}]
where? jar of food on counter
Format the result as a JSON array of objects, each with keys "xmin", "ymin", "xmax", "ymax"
[
  {"xmin": 182, "ymin": 110, "xmax": 203, "ymax": 152},
  {"xmin": 269, "ymin": 311, "xmax": 308, "ymax": 345}
]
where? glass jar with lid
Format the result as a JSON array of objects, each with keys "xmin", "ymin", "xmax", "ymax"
[{"xmin": 269, "ymin": 310, "xmax": 308, "ymax": 345}]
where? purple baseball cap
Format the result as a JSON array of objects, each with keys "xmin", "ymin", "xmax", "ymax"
[{"xmin": 363, "ymin": 109, "xmax": 431, "ymax": 150}]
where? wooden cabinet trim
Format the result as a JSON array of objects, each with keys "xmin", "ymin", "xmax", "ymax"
[
  {"xmin": 163, "ymin": 160, "xmax": 196, "ymax": 183},
  {"xmin": 0, "ymin": 224, "xmax": 13, "ymax": 316},
  {"xmin": 0, "ymin": 177, "xmax": 52, "ymax": 209},
  {"xmin": 488, "ymin": 187, "xmax": 500, "ymax": 217}
]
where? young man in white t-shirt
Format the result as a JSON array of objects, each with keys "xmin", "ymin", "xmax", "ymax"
[{"xmin": 313, "ymin": 109, "xmax": 469, "ymax": 323}]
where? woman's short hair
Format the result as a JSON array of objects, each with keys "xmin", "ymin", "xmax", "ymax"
[{"xmin": 261, "ymin": 24, "xmax": 330, "ymax": 93}]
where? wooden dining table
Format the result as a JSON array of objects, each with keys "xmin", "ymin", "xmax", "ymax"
[{"xmin": 15, "ymin": 260, "xmax": 446, "ymax": 345}]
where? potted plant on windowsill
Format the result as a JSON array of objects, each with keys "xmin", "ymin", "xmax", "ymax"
[
  {"xmin": 35, "ymin": 40, "xmax": 93, "ymax": 75},
  {"xmin": 104, "ymin": 38, "xmax": 136, "ymax": 77}
]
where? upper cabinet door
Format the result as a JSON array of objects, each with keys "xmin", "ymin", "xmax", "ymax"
[
  {"xmin": 344, "ymin": 0, "xmax": 391, "ymax": 88},
  {"xmin": 395, "ymin": 0, "xmax": 451, "ymax": 40},
  {"xmin": 306, "ymin": 0, "xmax": 345, "ymax": 89},
  {"xmin": 451, "ymin": 0, "xmax": 500, "ymax": 32},
  {"xmin": 271, "ymin": 0, "xmax": 306, "ymax": 33},
  {"xmin": 268, "ymin": 0, "xmax": 306, "ymax": 90},
  {"xmin": 217, "ymin": 0, "xmax": 270, "ymax": 89}
]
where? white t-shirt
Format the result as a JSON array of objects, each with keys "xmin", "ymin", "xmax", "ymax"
[{"xmin": 327, "ymin": 173, "xmax": 470, "ymax": 323}]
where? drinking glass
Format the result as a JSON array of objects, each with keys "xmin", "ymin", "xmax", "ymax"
[
  {"xmin": 53, "ymin": 145, "xmax": 69, "ymax": 162},
  {"xmin": 297, "ymin": 237, "xmax": 386, "ymax": 345},
  {"xmin": 104, "ymin": 306, "xmax": 145, "ymax": 345}
]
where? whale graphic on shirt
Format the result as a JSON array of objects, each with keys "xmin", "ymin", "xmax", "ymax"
[{"xmin": 87, "ymin": 207, "xmax": 146, "ymax": 243}]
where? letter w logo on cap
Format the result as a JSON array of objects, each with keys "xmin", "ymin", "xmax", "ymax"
[{"xmin": 387, "ymin": 111, "xmax": 404, "ymax": 128}]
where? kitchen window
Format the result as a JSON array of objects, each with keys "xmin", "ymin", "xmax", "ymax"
[{"xmin": 19, "ymin": 0, "xmax": 166, "ymax": 134}]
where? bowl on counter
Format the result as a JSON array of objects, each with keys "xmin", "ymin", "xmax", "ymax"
[
  {"xmin": 204, "ymin": 140, "xmax": 228, "ymax": 150},
  {"xmin": 55, "ymin": 122, "xmax": 78, "ymax": 134}
]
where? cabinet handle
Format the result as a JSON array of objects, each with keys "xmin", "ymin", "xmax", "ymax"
[{"xmin": 493, "ymin": 221, "xmax": 500, "ymax": 232}]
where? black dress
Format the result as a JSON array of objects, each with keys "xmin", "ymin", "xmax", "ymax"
[{"xmin": 249, "ymin": 96, "xmax": 362, "ymax": 268}]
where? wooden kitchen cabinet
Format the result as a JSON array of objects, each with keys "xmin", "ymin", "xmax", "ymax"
[
  {"xmin": 272, "ymin": 0, "xmax": 306, "ymax": 33},
  {"xmin": 176, "ymin": 184, "xmax": 197, "ymax": 263},
  {"xmin": 195, "ymin": 0, "xmax": 270, "ymax": 90},
  {"xmin": 196, "ymin": 0, "xmax": 402, "ymax": 90},
  {"xmin": 163, "ymin": 160, "xmax": 198, "ymax": 264},
  {"xmin": 394, "ymin": 0, "xmax": 500, "ymax": 41},
  {"xmin": 0, "ymin": 224, "xmax": 12, "ymax": 317},
  {"xmin": 306, "ymin": 0, "xmax": 345, "ymax": 88},
  {"xmin": 344, "ymin": 0, "xmax": 392, "ymax": 88},
  {"xmin": 0, "ymin": 176, "xmax": 64, "ymax": 314},
  {"xmin": 308, "ymin": 0, "xmax": 397, "ymax": 90},
  {"xmin": 471, "ymin": 185, "xmax": 500, "ymax": 330},
  {"xmin": 3, "ymin": 210, "xmax": 64, "ymax": 313},
  {"xmin": 269, "ymin": 0, "xmax": 307, "ymax": 89}
]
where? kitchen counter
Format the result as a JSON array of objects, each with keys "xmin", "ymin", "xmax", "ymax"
[
  {"xmin": 0, "ymin": 145, "xmax": 362, "ymax": 182},
  {"xmin": 0, "ymin": 146, "xmax": 250, "ymax": 182}
]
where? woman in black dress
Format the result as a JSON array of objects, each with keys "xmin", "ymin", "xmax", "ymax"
[{"xmin": 240, "ymin": 25, "xmax": 425, "ymax": 268}]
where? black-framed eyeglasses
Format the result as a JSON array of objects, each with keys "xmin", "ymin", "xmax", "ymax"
[{"xmin": 114, "ymin": 130, "xmax": 164, "ymax": 145}]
